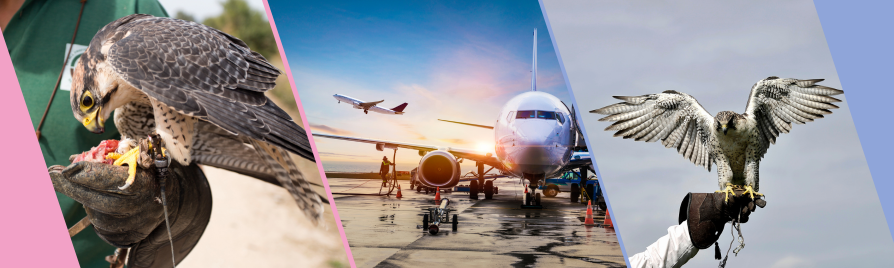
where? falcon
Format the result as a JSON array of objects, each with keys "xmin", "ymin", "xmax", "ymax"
[
  {"xmin": 69, "ymin": 14, "xmax": 323, "ymax": 222},
  {"xmin": 589, "ymin": 77, "xmax": 844, "ymax": 199}
]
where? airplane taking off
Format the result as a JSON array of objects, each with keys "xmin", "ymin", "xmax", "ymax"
[
  {"xmin": 315, "ymin": 29, "xmax": 592, "ymax": 207},
  {"xmin": 334, "ymin": 94, "xmax": 408, "ymax": 114}
]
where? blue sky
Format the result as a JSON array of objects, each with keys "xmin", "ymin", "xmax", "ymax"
[{"xmin": 268, "ymin": 0, "xmax": 570, "ymax": 167}]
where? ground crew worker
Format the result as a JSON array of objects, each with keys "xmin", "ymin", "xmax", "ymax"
[{"xmin": 380, "ymin": 156, "xmax": 392, "ymax": 186}]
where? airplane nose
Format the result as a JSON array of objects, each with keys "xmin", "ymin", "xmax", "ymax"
[
  {"xmin": 515, "ymin": 120, "xmax": 557, "ymax": 145},
  {"xmin": 511, "ymin": 120, "xmax": 560, "ymax": 173}
]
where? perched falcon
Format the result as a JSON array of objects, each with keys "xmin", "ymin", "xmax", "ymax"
[
  {"xmin": 589, "ymin": 77, "xmax": 843, "ymax": 199},
  {"xmin": 69, "ymin": 14, "xmax": 323, "ymax": 222}
]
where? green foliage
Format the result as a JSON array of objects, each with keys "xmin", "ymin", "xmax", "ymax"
[
  {"xmin": 202, "ymin": 0, "xmax": 279, "ymax": 60},
  {"xmin": 174, "ymin": 11, "xmax": 196, "ymax": 22}
]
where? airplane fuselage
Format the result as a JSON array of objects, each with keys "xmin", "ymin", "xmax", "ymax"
[
  {"xmin": 333, "ymin": 94, "xmax": 404, "ymax": 114},
  {"xmin": 333, "ymin": 94, "xmax": 367, "ymax": 110},
  {"xmin": 494, "ymin": 91, "xmax": 574, "ymax": 179}
]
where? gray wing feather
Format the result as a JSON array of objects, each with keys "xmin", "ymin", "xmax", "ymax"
[
  {"xmin": 590, "ymin": 91, "xmax": 717, "ymax": 170},
  {"xmin": 744, "ymin": 77, "xmax": 843, "ymax": 158},
  {"xmin": 98, "ymin": 14, "xmax": 314, "ymax": 161},
  {"xmin": 248, "ymin": 139, "xmax": 324, "ymax": 225}
]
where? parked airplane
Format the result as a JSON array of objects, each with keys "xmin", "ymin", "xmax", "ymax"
[
  {"xmin": 334, "ymin": 94, "xmax": 408, "ymax": 115},
  {"xmin": 315, "ymin": 29, "xmax": 592, "ymax": 207}
]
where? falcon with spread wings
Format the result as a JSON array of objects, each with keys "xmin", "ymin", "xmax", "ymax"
[
  {"xmin": 590, "ymin": 77, "xmax": 843, "ymax": 199},
  {"xmin": 69, "ymin": 14, "xmax": 323, "ymax": 222}
]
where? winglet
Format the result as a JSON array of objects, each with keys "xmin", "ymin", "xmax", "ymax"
[
  {"xmin": 391, "ymin": 103, "xmax": 408, "ymax": 114},
  {"xmin": 532, "ymin": 28, "xmax": 537, "ymax": 91}
]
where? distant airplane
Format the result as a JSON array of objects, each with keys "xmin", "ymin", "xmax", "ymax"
[
  {"xmin": 333, "ymin": 94, "xmax": 408, "ymax": 115},
  {"xmin": 316, "ymin": 29, "xmax": 592, "ymax": 207}
]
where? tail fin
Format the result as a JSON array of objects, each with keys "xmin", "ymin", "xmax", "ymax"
[
  {"xmin": 532, "ymin": 28, "xmax": 537, "ymax": 91},
  {"xmin": 391, "ymin": 103, "xmax": 408, "ymax": 113}
]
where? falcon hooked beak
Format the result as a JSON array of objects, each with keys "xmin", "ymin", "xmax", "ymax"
[
  {"xmin": 72, "ymin": 86, "xmax": 106, "ymax": 134},
  {"xmin": 82, "ymin": 106, "xmax": 104, "ymax": 133},
  {"xmin": 722, "ymin": 124, "xmax": 728, "ymax": 135}
]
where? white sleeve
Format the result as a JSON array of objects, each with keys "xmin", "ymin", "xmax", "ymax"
[{"xmin": 628, "ymin": 221, "xmax": 699, "ymax": 268}]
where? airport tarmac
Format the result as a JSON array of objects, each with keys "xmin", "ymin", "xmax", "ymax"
[{"xmin": 329, "ymin": 177, "xmax": 625, "ymax": 268}]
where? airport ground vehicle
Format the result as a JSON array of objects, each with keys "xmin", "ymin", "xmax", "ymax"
[{"xmin": 540, "ymin": 170, "xmax": 606, "ymax": 210}]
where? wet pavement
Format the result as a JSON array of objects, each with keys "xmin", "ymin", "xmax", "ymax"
[{"xmin": 328, "ymin": 178, "xmax": 625, "ymax": 268}]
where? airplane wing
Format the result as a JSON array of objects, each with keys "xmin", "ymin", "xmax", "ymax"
[
  {"xmin": 313, "ymin": 133, "xmax": 504, "ymax": 169},
  {"xmin": 437, "ymin": 119, "xmax": 494, "ymax": 129},
  {"xmin": 359, "ymin": 100, "xmax": 385, "ymax": 109}
]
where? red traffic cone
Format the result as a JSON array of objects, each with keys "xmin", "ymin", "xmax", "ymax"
[
  {"xmin": 434, "ymin": 187, "xmax": 441, "ymax": 203},
  {"xmin": 396, "ymin": 184, "xmax": 403, "ymax": 199},
  {"xmin": 584, "ymin": 200, "xmax": 595, "ymax": 225},
  {"xmin": 603, "ymin": 207, "xmax": 613, "ymax": 228}
]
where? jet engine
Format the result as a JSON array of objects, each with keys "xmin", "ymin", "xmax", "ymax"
[{"xmin": 416, "ymin": 150, "xmax": 461, "ymax": 188}]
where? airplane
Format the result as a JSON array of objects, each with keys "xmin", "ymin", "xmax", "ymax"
[
  {"xmin": 334, "ymin": 94, "xmax": 408, "ymax": 115},
  {"xmin": 314, "ymin": 29, "xmax": 593, "ymax": 207}
]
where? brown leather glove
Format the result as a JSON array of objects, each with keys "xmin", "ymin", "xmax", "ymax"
[
  {"xmin": 677, "ymin": 189, "xmax": 765, "ymax": 250},
  {"xmin": 49, "ymin": 138, "xmax": 212, "ymax": 268}
]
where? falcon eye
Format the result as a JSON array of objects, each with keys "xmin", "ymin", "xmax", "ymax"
[
  {"xmin": 83, "ymin": 96, "xmax": 93, "ymax": 107},
  {"xmin": 80, "ymin": 92, "xmax": 95, "ymax": 110}
]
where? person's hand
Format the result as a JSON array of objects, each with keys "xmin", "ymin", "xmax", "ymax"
[{"xmin": 49, "ymin": 138, "xmax": 212, "ymax": 268}]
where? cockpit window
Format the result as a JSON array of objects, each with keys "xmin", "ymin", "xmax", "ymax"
[
  {"xmin": 516, "ymin": 111, "xmax": 536, "ymax": 119},
  {"xmin": 557, "ymin": 112, "xmax": 565, "ymax": 124},
  {"xmin": 515, "ymin": 110, "xmax": 559, "ymax": 120}
]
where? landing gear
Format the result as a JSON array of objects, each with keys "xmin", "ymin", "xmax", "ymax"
[
  {"xmin": 521, "ymin": 174, "xmax": 544, "ymax": 209},
  {"xmin": 452, "ymin": 214, "xmax": 458, "ymax": 231},
  {"xmin": 570, "ymin": 183, "xmax": 580, "ymax": 203},
  {"xmin": 469, "ymin": 180, "xmax": 479, "ymax": 200},
  {"xmin": 484, "ymin": 180, "xmax": 494, "ymax": 199}
]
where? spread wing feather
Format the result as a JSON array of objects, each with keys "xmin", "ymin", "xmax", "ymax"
[
  {"xmin": 744, "ymin": 77, "xmax": 843, "ymax": 158},
  {"xmin": 98, "ymin": 14, "xmax": 313, "ymax": 161},
  {"xmin": 590, "ymin": 91, "xmax": 717, "ymax": 170}
]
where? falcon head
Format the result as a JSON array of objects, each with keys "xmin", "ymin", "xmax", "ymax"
[
  {"xmin": 715, "ymin": 111, "xmax": 745, "ymax": 135},
  {"xmin": 69, "ymin": 45, "xmax": 134, "ymax": 134}
]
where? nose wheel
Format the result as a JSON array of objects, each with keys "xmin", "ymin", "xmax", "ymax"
[{"xmin": 521, "ymin": 180, "xmax": 543, "ymax": 209}]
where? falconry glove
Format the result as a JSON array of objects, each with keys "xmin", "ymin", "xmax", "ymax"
[
  {"xmin": 678, "ymin": 189, "xmax": 764, "ymax": 250},
  {"xmin": 49, "ymin": 138, "xmax": 212, "ymax": 268}
]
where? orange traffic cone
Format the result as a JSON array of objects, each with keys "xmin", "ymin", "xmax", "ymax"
[
  {"xmin": 396, "ymin": 184, "xmax": 403, "ymax": 198},
  {"xmin": 434, "ymin": 187, "xmax": 441, "ymax": 203},
  {"xmin": 524, "ymin": 185, "xmax": 529, "ymax": 204},
  {"xmin": 603, "ymin": 207, "xmax": 613, "ymax": 228},
  {"xmin": 584, "ymin": 200, "xmax": 595, "ymax": 225}
]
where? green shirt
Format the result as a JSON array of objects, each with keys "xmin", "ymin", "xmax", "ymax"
[{"xmin": 4, "ymin": 0, "xmax": 167, "ymax": 266}]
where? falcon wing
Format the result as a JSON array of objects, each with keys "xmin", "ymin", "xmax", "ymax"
[
  {"xmin": 743, "ymin": 77, "xmax": 843, "ymax": 157},
  {"xmin": 590, "ymin": 91, "xmax": 717, "ymax": 170},
  {"xmin": 98, "ymin": 14, "xmax": 313, "ymax": 161},
  {"xmin": 249, "ymin": 139, "xmax": 324, "ymax": 224}
]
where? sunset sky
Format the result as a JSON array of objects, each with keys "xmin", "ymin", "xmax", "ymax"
[{"xmin": 269, "ymin": 0, "xmax": 572, "ymax": 170}]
